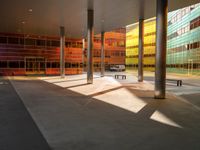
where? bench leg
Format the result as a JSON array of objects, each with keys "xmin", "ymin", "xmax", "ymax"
[{"xmin": 177, "ymin": 80, "xmax": 182, "ymax": 86}]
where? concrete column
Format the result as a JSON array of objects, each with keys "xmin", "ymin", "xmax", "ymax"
[
  {"xmin": 138, "ymin": 19, "xmax": 144, "ymax": 82},
  {"xmin": 100, "ymin": 31, "xmax": 105, "ymax": 77},
  {"xmin": 82, "ymin": 38, "xmax": 85, "ymax": 72},
  {"xmin": 155, "ymin": 0, "xmax": 168, "ymax": 99},
  {"xmin": 87, "ymin": 10, "xmax": 94, "ymax": 84},
  {"xmin": 60, "ymin": 26, "xmax": 65, "ymax": 78}
]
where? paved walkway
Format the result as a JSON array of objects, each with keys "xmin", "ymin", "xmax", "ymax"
[
  {"xmin": 8, "ymin": 74, "xmax": 200, "ymax": 150},
  {"xmin": 0, "ymin": 77, "xmax": 51, "ymax": 150}
]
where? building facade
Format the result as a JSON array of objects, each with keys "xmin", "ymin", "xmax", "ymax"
[
  {"xmin": 0, "ymin": 33, "xmax": 83, "ymax": 76},
  {"xmin": 167, "ymin": 3, "xmax": 200, "ymax": 75},
  {"xmin": 0, "ymin": 29, "xmax": 126, "ymax": 76},
  {"xmin": 126, "ymin": 18, "xmax": 156, "ymax": 71},
  {"xmin": 126, "ymin": 3, "xmax": 200, "ymax": 75},
  {"xmin": 84, "ymin": 28, "xmax": 126, "ymax": 72}
]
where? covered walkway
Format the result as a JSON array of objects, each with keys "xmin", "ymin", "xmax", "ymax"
[
  {"xmin": 5, "ymin": 73, "xmax": 200, "ymax": 150},
  {"xmin": 0, "ymin": 77, "xmax": 51, "ymax": 150}
]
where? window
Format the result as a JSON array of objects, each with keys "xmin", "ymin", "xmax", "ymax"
[
  {"xmin": 65, "ymin": 63, "xmax": 71, "ymax": 68},
  {"xmin": 20, "ymin": 38, "xmax": 24, "ymax": 45},
  {"xmin": 52, "ymin": 62, "xmax": 60, "ymax": 68},
  {"xmin": 47, "ymin": 40, "xmax": 51, "ymax": 47},
  {"xmin": 51, "ymin": 40, "xmax": 60, "ymax": 47},
  {"xmin": 71, "ymin": 42, "xmax": 77, "ymax": 48},
  {"xmin": 0, "ymin": 61, "xmax": 7, "ymax": 68},
  {"xmin": 25, "ymin": 38, "xmax": 35, "ymax": 45},
  {"xmin": 46, "ymin": 62, "xmax": 51, "ymax": 68},
  {"xmin": 65, "ymin": 42, "xmax": 71, "ymax": 47},
  {"xmin": 71, "ymin": 63, "xmax": 78, "ymax": 68},
  {"xmin": 190, "ymin": 16, "xmax": 200, "ymax": 30},
  {"xmin": 77, "ymin": 42, "xmax": 82, "ymax": 48},
  {"xmin": 8, "ymin": 37, "xmax": 19, "ymax": 44},
  {"xmin": 36, "ymin": 40, "xmax": 45, "ymax": 46},
  {"xmin": 0, "ymin": 37, "xmax": 7, "ymax": 44},
  {"xmin": 9, "ymin": 61, "xmax": 19, "ymax": 68},
  {"xmin": 19, "ymin": 61, "xmax": 24, "ymax": 68}
]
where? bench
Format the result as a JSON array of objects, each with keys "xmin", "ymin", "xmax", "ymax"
[
  {"xmin": 166, "ymin": 79, "xmax": 182, "ymax": 86},
  {"xmin": 115, "ymin": 75, "xmax": 126, "ymax": 80}
]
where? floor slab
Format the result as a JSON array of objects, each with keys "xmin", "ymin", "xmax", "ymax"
[
  {"xmin": 9, "ymin": 73, "xmax": 200, "ymax": 150},
  {"xmin": 0, "ymin": 77, "xmax": 51, "ymax": 150}
]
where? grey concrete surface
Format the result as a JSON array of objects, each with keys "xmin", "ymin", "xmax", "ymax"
[
  {"xmin": 9, "ymin": 74, "xmax": 200, "ymax": 150},
  {"xmin": 141, "ymin": 72, "xmax": 200, "ymax": 110},
  {"xmin": 0, "ymin": 77, "xmax": 51, "ymax": 150}
]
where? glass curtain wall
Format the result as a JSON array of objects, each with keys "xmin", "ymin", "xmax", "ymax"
[
  {"xmin": 126, "ymin": 18, "xmax": 156, "ymax": 72},
  {"xmin": 126, "ymin": 3, "xmax": 200, "ymax": 76}
]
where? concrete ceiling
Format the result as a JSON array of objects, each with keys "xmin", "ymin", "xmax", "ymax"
[{"xmin": 0, "ymin": 0, "xmax": 199, "ymax": 38}]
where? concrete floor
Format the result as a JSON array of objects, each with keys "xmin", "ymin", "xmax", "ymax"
[
  {"xmin": 0, "ymin": 78, "xmax": 51, "ymax": 150},
  {"xmin": 5, "ymin": 72, "xmax": 200, "ymax": 150}
]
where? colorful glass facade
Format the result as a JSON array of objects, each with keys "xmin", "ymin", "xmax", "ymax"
[
  {"xmin": 85, "ymin": 28, "xmax": 126, "ymax": 71},
  {"xmin": 0, "ymin": 33, "xmax": 83, "ymax": 76},
  {"xmin": 167, "ymin": 3, "xmax": 200, "ymax": 75},
  {"xmin": 126, "ymin": 18, "xmax": 156, "ymax": 71},
  {"xmin": 126, "ymin": 3, "xmax": 200, "ymax": 75},
  {"xmin": 0, "ymin": 29, "xmax": 126, "ymax": 76}
]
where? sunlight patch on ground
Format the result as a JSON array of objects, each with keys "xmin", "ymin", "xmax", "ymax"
[
  {"xmin": 40, "ymin": 75, "xmax": 148, "ymax": 113},
  {"xmin": 39, "ymin": 74, "xmax": 86, "ymax": 83},
  {"xmin": 93, "ymin": 88, "xmax": 147, "ymax": 113},
  {"xmin": 150, "ymin": 110, "xmax": 183, "ymax": 128},
  {"xmin": 68, "ymin": 76, "xmax": 121, "ymax": 95}
]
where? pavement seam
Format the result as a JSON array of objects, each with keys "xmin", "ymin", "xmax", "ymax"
[
  {"xmin": 166, "ymin": 91, "xmax": 200, "ymax": 111},
  {"xmin": 7, "ymin": 76, "xmax": 52, "ymax": 150},
  {"xmin": 144, "ymin": 78, "xmax": 200, "ymax": 112}
]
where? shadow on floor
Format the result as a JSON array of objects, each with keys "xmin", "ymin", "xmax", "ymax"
[
  {"xmin": 0, "ymin": 78, "xmax": 51, "ymax": 150},
  {"xmin": 9, "ymin": 77, "xmax": 200, "ymax": 150}
]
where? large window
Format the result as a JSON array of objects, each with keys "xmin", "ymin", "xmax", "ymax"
[
  {"xmin": 25, "ymin": 38, "xmax": 35, "ymax": 45},
  {"xmin": 0, "ymin": 61, "xmax": 7, "ymax": 68},
  {"xmin": 51, "ymin": 40, "xmax": 60, "ymax": 47},
  {"xmin": 190, "ymin": 16, "xmax": 200, "ymax": 30},
  {"xmin": 8, "ymin": 61, "xmax": 19, "ymax": 68},
  {"xmin": 8, "ymin": 37, "xmax": 19, "ymax": 44},
  {"xmin": 36, "ymin": 39, "xmax": 45, "ymax": 46},
  {"xmin": 0, "ymin": 37, "xmax": 7, "ymax": 44}
]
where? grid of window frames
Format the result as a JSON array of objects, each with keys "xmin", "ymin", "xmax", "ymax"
[
  {"xmin": 167, "ymin": 3, "xmax": 200, "ymax": 75},
  {"xmin": 0, "ymin": 29, "xmax": 126, "ymax": 75},
  {"xmin": 84, "ymin": 29, "xmax": 126, "ymax": 71},
  {"xmin": 126, "ymin": 3, "xmax": 200, "ymax": 76},
  {"xmin": 126, "ymin": 18, "xmax": 156, "ymax": 71},
  {"xmin": 0, "ymin": 33, "xmax": 83, "ymax": 75}
]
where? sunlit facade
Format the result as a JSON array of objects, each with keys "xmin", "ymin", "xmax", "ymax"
[
  {"xmin": 0, "ymin": 33, "xmax": 83, "ymax": 76},
  {"xmin": 126, "ymin": 3, "xmax": 200, "ymax": 75},
  {"xmin": 0, "ymin": 29, "xmax": 125, "ymax": 76},
  {"xmin": 167, "ymin": 3, "xmax": 200, "ymax": 75},
  {"xmin": 85, "ymin": 28, "xmax": 126, "ymax": 71},
  {"xmin": 126, "ymin": 19, "xmax": 156, "ymax": 71}
]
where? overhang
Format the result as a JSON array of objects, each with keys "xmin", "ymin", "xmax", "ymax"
[{"xmin": 0, "ymin": 0, "xmax": 199, "ymax": 38}]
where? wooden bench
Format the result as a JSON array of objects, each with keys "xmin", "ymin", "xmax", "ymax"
[
  {"xmin": 115, "ymin": 75, "xmax": 126, "ymax": 80},
  {"xmin": 166, "ymin": 79, "xmax": 182, "ymax": 86}
]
